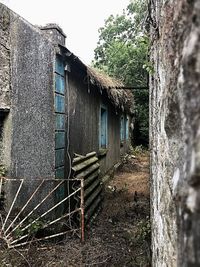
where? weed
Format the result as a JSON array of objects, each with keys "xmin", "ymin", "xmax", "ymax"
[
  {"xmin": 130, "ymin": 145, "xmax": 149, "ymax": 156},
  {"xmin": 0, "ymin": 165, "xmax": 7, "ymax": 176},
  {"xmin": 13, "ymin": 218, "xmax": 47, "ymax": 239},
  {"xmin": 136, "ymin": 217, "xmax": 151, "ymax": 242}
]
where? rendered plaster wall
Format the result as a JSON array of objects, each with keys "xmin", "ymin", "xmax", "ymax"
[
  {"xmin": 150, "ymin": 0, "xmax": 200, "ymax": 266},
  {"xmin": 0, "ymin": 3, "xmax": 58, "ymax": 218},
  {"xmin": 0, "ymin": 113, "xmax": 12, "ymax": 170},
  {"xmin": 0, "ymin": 5, "xmax": 11, "ymax": 169},
  {"xmin": 10, "ymin": 13, "xmax": 55, "ymax": 179},
  {"xmin": 0, "ymin": 4, "xmax": 10, "ymax": 110},
  {"xmin": 0, "ymin": 3, "xmax": 55, "ymax": 179}
]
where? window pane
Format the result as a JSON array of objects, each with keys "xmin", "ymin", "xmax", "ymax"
[
  {"xmin": 120, "ymin": 115, "xmax": 124, "ymax": 140},
  {"xmin": 55, "ymin": 114, "xmax": 65, "ymax": 130},
  {"xmin": 55, "ymin": 149, "xmax": 65, "ymax": 168},
  {"xmin": 55, "ymin": 132, "xmax": 65, "ymax": 149},
  {"xmin": 55, "ymin": 94, "xmax": 65, "ymax": 113},
  {"xmin": 125, "ymin": 117, "xmax": 129, "ymax": 140},
  {"xmin": 55, "ymin": 56, "xmax": 65, "ymax": 76},
  {"xmin": 55, "ymin": 167, "xmax": 65, "ymax": 179},
  {"xmin": 100, "ymin": 107, "xmax": 107, "ymax": 148},
  {"xmin": 55, "ymin": 74, "xmax": 65, "ymax": 94}
]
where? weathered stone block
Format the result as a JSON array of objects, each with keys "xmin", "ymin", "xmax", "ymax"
[{"xmin": 150, "ymin": 0, "xmax": 200, "ymax": 266}]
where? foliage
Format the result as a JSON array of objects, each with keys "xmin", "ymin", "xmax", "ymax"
[
  {"xmin": 136, "ymin": 217, "xmax": 151, "ymax": 242},
  {"xmin": 14, "ymin": 218, "xmax": 46, "ymax": 239},
  {"xmin": 130, "ymin": 145, "xmax": 149, "ymax": 156},
  {"xmin": 93, "ymin": 0, "xmax": 149, "ymax": 145},
  {"xmin": 0, "ymin": 165, "xmax": 7, "ymax": 176},
  {"xmin": 123, "ymin": 216, "xmax": 151, "ymax": 243}
]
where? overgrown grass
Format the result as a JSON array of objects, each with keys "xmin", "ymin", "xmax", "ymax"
[{"xmin": 129, "ymin": 145, "xmax": 149, "ymax": 156}]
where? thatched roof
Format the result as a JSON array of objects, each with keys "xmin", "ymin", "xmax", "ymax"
[
  {"xmin": 38, "ymin": 23, "xmax": 134, "ymax": 114},
  {"xmin": 58, "ymin": 44, "xmax": 134, "ymax": 114},
  {"xmin": 87, "ymin": 67, "xmax": 134, "ymax": 114},
  {"xmin": 87, "ymin": 67, "xmax": 124, "ymax": 89}
]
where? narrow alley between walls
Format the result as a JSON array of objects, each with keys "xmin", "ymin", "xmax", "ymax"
[{"xmin": 0, "ymin": 148, "xmax": 150, "ymax": 267}]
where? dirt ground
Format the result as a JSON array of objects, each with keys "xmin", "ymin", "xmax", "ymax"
[{"xmin": 0, "ymin": 152, "xmax": 150, "ymax": 267}]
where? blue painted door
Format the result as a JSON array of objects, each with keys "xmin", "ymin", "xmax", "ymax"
[{"xmin": 54, "ymin": 55, "xmax": 66, "ymax": 214}]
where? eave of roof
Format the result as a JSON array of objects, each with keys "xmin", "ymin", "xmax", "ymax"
[{"xmin": 59, "ymin": 44, "xmax": 134, "ymax": 114}]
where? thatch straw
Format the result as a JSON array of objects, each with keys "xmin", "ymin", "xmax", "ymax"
[
  {"xmin": 87, "ymin": 67, "xmax": 124, "ymax": 89},
  {"xmin": 87, "ymin": 67, "xmax": 134, "ymax": 114}
]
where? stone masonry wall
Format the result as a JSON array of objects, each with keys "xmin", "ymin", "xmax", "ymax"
[
  {"xmin": 150, "ymin": 0, "xmax": 200, "ymax": 266},
  {"xmin": 0, "ymin": 3, "xmax": 57, "ymax": 216}
]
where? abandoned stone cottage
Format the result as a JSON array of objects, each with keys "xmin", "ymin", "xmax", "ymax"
[{"xmin": 0, "ymin": 5, "xmax": 133, "ymax": 188}]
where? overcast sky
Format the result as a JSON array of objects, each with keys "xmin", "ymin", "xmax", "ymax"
[{"xmin": 0, "ymin": 0, "xmax": 130, "ymax": 64}]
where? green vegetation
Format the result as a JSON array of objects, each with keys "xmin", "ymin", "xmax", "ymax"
[
  {"xmin": 93, "ymin": 0, "xmax": 149, "ymax": 145},
  {"xmin": 130, "ymin": 144, "xmax": 149, "ymax": 156},
  {"xmin": 13, "ymin": 218, "xmax": 46, "ymax": 239},
  {"xmin": 0, "ymin": 165, "xmax": 7, "ymax": 176}
]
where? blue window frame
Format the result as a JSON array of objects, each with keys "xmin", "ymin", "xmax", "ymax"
[
  {"xmin": 55, "ymin": 56, "xmax": 65, "ymax": 96},
  {"xmin": 120, "ymin": 115, "xmax": 125, "ymax": 141},
  {"xmin": 55, "ymin": 114, "xmax": 65, "ymax": 130},
  {"xmin": 121, "ymin": 114, "xmax": 129, "ymax": 141},
  {"xmin": 55, "ymin": 56, "xmax": 65, "ymax": 76},
  {"xmin": 100, "ymin": 106, "xmax": 108, "ymax": 148},
  {"xmin": 55, "ymin": 74, "xmax": 65, "ymax": 94},
  {"xmin": 125, "ymin": 116, "xmax": 129, "ymax": 140},
  {"xmin": 55, "ymin": 94, "xmax": 65, "ymax": 113},
  {"xmin": 55, "ymin": 56, "xmax": 65, "ymax": 180}
]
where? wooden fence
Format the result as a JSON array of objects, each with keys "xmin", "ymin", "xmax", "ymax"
[{"xmin": 72, "ymin": 152, "xmax": 103, "ymax": 226}]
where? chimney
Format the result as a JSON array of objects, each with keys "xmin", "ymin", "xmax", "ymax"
[{"xmin": 40, "ymin": 24, "xmax": 66, "ymax": 46}]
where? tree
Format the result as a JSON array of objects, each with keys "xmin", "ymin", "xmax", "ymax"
[{"xmin": 93, "ymin": 0, "xmax": 149, "ymax": 145}]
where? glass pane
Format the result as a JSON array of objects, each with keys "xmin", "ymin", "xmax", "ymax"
[
  {"xmin": 55, "ymin": 74, "xmax": 65, "ymax": 94},
  {"xmin": 55, "ymin": 167, "xmax": 65, "ymax": 179},
  {"xmin": 55, "ymin": 114, "xmax": 65, "ymax": 130},
  {"xmin": 55, "ymin": 149, "xmax": 65, "ymax": 168},
  {"xmin": 125, "ymin": 117, "xmax": 129, "ymax": 140},
  {"xmin": 55, "ymin": 132, "xmax": 65, "ymax": 149},
  {"xmin": 120, "ymin": 115, "xmax": 124, "ymax": 140},
  {"xmin": 55, "ymin": 56, "xmax": 65, "ymax": 76},
  {"xmin": 100, "ymin": 107, "xmax": 107, "ymax": 148},
  {"xmin": 55, "ymin": 94, "xmax": 65, "ymax": 113}
]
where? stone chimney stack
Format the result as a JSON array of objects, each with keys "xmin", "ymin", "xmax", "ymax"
[{"xmin": 40, "ymin": 24, "xmax": 66, "ymax": 46}]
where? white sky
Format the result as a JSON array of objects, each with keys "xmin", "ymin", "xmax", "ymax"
[{"xmin": 1, "ymin": 0, "xmax": 130, "ymax": 64}]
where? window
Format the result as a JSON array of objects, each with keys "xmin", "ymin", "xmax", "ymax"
[
  {"xmin": 55, "ymin": 56, "xmax": 65, "ymax": 179},
  {"xmin": 55, "ymin": 55, "xmax": 65, "ymax": 97},
  {"xmin": 125, "ymin": 116, "xmax": 129, "ymax": 140},
  {"xmin": 100, "ymin": 106, "xmax": 108, "ymax": 149},
  {"xmin": 120, "ymin": 115, "xmax": 125, "ymax": 141},
  {"xmin": 120, "ymin": 114, "xmax": 129, "ymax": 141}
]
